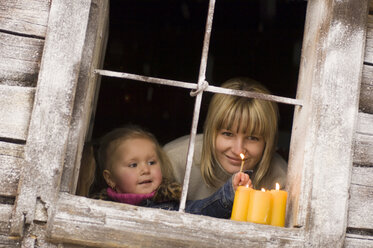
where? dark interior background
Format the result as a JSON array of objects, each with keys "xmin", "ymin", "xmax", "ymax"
[{"xmin": 91, "ymin": 0, "xmax": 307, "ymax": 161}]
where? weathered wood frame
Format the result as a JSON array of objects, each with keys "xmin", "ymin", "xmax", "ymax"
[
  {"xmin": 6, "ymin": 0, "xmax": 369, "ymax": 247},
  {"xmin": 286, "ymin": 0, "xmax": 368, "ymax": 246},
  {"xmin": 9, "ymin": 0, "xmax": 109, "ymax": 242}
]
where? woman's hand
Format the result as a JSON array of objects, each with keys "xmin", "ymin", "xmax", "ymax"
[{"xmin": 232, "ymin": 172, "xmax": 252, "ymax": 191}]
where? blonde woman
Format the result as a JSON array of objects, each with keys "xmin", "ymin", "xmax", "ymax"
[{"xmin": 164, "ymin": 78, "xmax": 287, "ymax": 200}]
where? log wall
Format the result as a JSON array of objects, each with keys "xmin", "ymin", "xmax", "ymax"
[
  {"xmin": 0, "ymin": 1, "xmax": 49, "ymax": 247},
  {"xmin": 345, "ymin": 4, "xmax": 373, "ymax": 247}
]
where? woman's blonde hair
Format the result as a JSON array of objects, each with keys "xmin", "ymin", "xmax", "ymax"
[
  {"xmin": 201, "ymin": 78, "xmax": 279, "ymax": 189},
  {"xmin": 97, "ymin": 125, "xmax": 175, "ymax": 182}
]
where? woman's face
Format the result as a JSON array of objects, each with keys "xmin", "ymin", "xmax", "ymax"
[
  {"xmin": 110, "ymin": 138, "xmax": 163, "ymax": 194},
  {"xmin": 215, "ymin": 127, "xmax": 266, "ymax": 174}
]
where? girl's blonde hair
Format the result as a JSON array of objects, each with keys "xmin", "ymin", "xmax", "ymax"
[
  {"xmin": 97, "ymin": 125, "xmax": 175, "ymax": 183},
  {"xmin": 201, "ymin": 78, "xmax": 279, "ymax": 189}
]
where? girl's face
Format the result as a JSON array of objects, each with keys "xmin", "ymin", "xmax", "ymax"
[
  {"xmin": 215, "ymin": 126, "xmax": 265, "ymax": 174},
  {"xmin": 110, "ymin": 138, "xmax": 163, "ymax": 194}
]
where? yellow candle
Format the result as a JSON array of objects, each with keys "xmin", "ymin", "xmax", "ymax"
[
  {"xmin": 246, "ymin": 188, "xmax": 272, "ymax": 225},
  {"xmin": 270, "ymin": 183, "xmax": 288, "ymax": 227},
  {"xmin": 231, "ymin": 186, "xmax": 252, "ymax": 221}
]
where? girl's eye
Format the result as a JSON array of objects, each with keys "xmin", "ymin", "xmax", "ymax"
[
  {"xmin": 148, "ymin": 160, "xmax": 157, "ymax": 166},
  {"xmin": 128, "ymin": 163, "xmax": 137, "ymax": 168}
]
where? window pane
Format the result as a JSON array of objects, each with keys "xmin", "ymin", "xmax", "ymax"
[{"xmin": 92, "ymin": 0, "xmax": 306, "ymax": 147}]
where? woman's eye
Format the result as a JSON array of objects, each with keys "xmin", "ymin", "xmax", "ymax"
[
  {"xmin": 128, "ymin": 163, "xmax": 137, "ymax": 168},
  {"xmin": 222, "ymin": 131, "xmax": 233, "ymax": 137},
  {"xmin": 248, "ymin": 136, "xmax": 259, "ymax": 141}
]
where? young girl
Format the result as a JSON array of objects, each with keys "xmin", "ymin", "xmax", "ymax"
[
  {"xmin": 164, "ymin": 77, "xmax": 287, "ymax": 200},
  {"xmin": 87, "ymin": 125, "xmax": 251, "ymax": 218}
]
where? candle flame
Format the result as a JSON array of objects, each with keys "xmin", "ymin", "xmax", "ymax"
[
  {"xmin": 240, "ymin": 153, "xmax": 245, "ymax": 160},
  {"xmin": 276, "ymin": 183, "xmax": 280, "ymax": 190},
  {"xmin": 261, "ymin": 188, "xmax": 265, "ymax": 192}
]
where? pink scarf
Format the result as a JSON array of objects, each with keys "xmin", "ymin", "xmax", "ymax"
[{"xmin": 107, "ymin": 187, "xmax": 156, "ymax": 205}]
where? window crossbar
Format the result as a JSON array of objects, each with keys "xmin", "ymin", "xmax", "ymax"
[{"xmin": 94, "ymin": 69, "xmax": 303, "ymax": 106}]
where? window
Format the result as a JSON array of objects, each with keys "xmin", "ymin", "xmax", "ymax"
[
  {"xmin": 90, "ymin": 0, "xmax": 305, "ymax": 209},
  {"xmin": 9, "ymin": 0, "xmax": 368, "ymax": 247}
]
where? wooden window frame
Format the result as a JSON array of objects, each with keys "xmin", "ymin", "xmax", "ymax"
[{"xmin": 9, "ymin": 0, "xmax": 368, "ymax": 247}]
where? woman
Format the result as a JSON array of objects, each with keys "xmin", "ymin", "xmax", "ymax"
[{"xmin": 164, "ymin": 77, "xmax": 287, "ymax": 200}]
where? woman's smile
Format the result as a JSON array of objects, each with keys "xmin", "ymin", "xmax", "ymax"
[{"xmin": 225, "ymin": 154, "xmax": 242, "ymax": 165}]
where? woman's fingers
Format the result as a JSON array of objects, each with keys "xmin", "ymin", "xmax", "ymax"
[{"xmin": 233, "ymin": 172, "xmax": 253, "ymax": 190}]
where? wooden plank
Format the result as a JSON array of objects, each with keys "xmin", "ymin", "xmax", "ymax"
[
  {"xmin": 345, "ymin": 234, "xmax": 373, "ymax": 248},
  {"xmin": 349, "ymin": 166, "xmax": 373, "ymax": 230},
  {"xmin": 0, "ymin": 0, "xmax": 50, "ymax": 37},
  {"xmin": 366, "ymin": 15, "xmax": 373, "ymax": 40},
  {"xmin": 365, "ymin": 15, "xmax": 373, "ymax": 64},
  {"xmin": 351, "ymin": 166, "xmax": 373, "ymax": 187},
  {"xmin": 360, "ymin": 65, "xmax": 373, "ymax": 114},
  {"xmin": 354, "ymin": 112, "xmax": 373, "ymax": 165},
  {"xmin": 48, "ymin": 193, "xmax": 304, "ymax": 248},
  {"xmin": 60, "ymin": 0, "xmax": 109, "ymax": 194},
  {"xmin": 0, "ymin": 234, "xmax": 21, "ymax": 247},
  {"xmin": 0, "ymin": 204, "xmax": 12, "ymax": 234},
  {"xmin": 0, "ymin": 85, "xmax": 35, "ymax": 141},
  {"xmin": 0, "ymin": 142, "xmax": 24, "ymax": 197},
  {"xmin": 354, "ymin": 133, "xmax": 373, "ymax": 166},
  {"xmin": 58, "ymin": 244, "xmax": 85, "ymax": 248},
  {"xmin": 10, "ymin": 0, "xmax": 92, "ymax": 237},
  {"xmin": 0, "ymin": 32, "xmax": 44, "ymax": 87},
  {"xmin": 0, "ymin": 141, "xmax": 24, "ymax": 158},
  {"xmin": 370, "ymin": 0, "xmax": 373, "ymax": 13},
  {"xmin": 360, "ymin": 83, "xmax": 373, "ymax": 114},
  {"xmin": 21, "ymin": 223, "xmax": 53, "ymax": 248},
  {"xmin": 361, "ymin": 64, "xmax": 373, "ymax": 87},
  {"xmin": 356, "ymin": 112, "xmax": 373, "ymax": 135},
  {"xmin": 0, "ymin": 204, "xmax": 22, "ymax": 246},
  {"xmin": 0, "ymin": 155, "xmax": 23, "ymax": 197},
  {"xmin": 348, "ymin": 184, "xmax": 373, "ymax": 230},
  {"xmin": 286, "ymin": 0, "xmax": 368, "ymax": 246}
]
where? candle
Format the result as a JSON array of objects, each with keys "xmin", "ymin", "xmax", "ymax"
[
  {"xmin": 270, "ymin": 183, "xmax": 288, "ymax": 227},
  {"xmin": 231, "ymin": 185, "xmax": 252, "ymax": 221},
  {"xmin": 239, "ymin": 153, "xmax": 245, "ymax": 173},
  {"xmin": 246, "ymin": 188, "xmax": 272, "ymax": 225}
]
